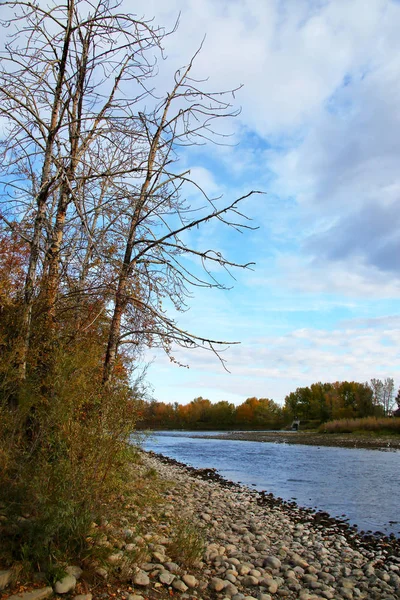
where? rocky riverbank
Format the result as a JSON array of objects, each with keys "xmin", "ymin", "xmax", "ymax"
[
  {"xmin": 1, "ymin": 450, "xmax": 400, "ymax": 600},
  {"xmin": 200, "ymin": 431, "xmax": 400, "ymax": 450}
]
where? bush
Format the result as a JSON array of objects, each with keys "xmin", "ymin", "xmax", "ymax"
[{"xmin": 0, "ymin": 336, "xmax": 145, "ymax": 573}]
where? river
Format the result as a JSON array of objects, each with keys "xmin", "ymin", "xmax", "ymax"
[{"xmin": 144, "ymin": 431, "xmax": 400, "ymax": 537}]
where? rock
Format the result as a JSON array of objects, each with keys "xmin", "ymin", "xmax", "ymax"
[
  {"xmin": 224, "ymin": 583, "xmax": 239, "ymax": 596},
  {"xmin": 263, "ymin": 556, "xmax": 281, "ymax": 570},
  {"xmin": 210, "ymin": 577, "xmax": 228, "ymax": 592},
  {"xmin": 73, "ymin": 595, "xmax": 92, "ymax": 600},
  {"xmin": 164, "ymin": 562, "xmax": 180, "ymax": 573},
  {"xmin": 152, "ymin": 552, "xmax": 165, "ymax": 563},
  {"xmin": 0, "ymin": 570, "xmax": 12, "ymax": 591},
  {"xmin": 54, "ymin": 575, "xmax": 77, "ymax": 594},
  {"xmin": 291, "ymin": 554, "xmax": 309, "ymax": 569},
  {"xmin": 266, "ymin": 580, "xmax": 278, "ymax": 594},
  {"xmin": 133, "ymin": 570, "xmax": 150, "ymax": 586},
  {"xmin": 107, "ymin": 552, "xmax": 123, "ymax": 565},
  {"xmin": 242, "ymin": 575, "xmax": 260, "ymax": 586},
  {"xmin": 125, "ymin": 543, "xmax": 135, "ymax": 552},
  {"xmin": 66, "ymin": 566, "xmax": 83, "ymax": 580},
  {"xmin": 7, "ymin": 587, "xmax": 53, "ymax": 600},
  {"xmin": 238, "ymin": 565, "xmax": 252, "ymax": 576},
  {"xmin": 123, "ymin": 528, "xmax": 134, "ymax": 538},
  {"xmin": 128, "ymin": 595, "xmax": 144, "ymax": 600},
  {"xmin": 182, "ymin": 574, "xmax": 197, "ymax": 588},
  {"xmin": 172, "ymin": 579, "xmax": 188, "ymax": 592},
  {"xmin": 95, "ymin": 568, "xmax": 108, "ymax": 579},
  {"xmin": 159, "ymin": 571, "xmax": 175, "ymax": 585}
]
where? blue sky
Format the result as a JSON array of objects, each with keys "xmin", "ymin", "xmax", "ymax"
[{"xmin": 139, "ymin": 0, "xmax": 400, "ymax": 406}]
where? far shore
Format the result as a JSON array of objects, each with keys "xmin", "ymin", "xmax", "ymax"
[{"xmin": 192, "ymin": 430, "xmax": 400, "ymax": 450}]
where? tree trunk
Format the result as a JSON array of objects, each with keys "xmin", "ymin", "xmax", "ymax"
[{"xmin": 16, "ymin": 0, "xmax": 75, "ymax": 386}]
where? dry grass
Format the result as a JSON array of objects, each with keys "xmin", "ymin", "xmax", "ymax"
[
  {"xmin": 319, "ymin": 416, "xmax": 400, "ymax": 434},
  {"xmin": 166, "ymin": 518, "xmax": 205, "ymax": 567}
]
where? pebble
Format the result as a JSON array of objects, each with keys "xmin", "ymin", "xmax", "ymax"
[
  {"xmin": 172, "ymin": 579, "xmax": 188, "ymax": 592},
  {"xmin": 0, "ymin": 570, "xmax": 12, "ymax": 591},
  {"xmin": 133, "ymin": 570, "xmax": 150, "ymax": 586},
  {"xmin": 54, "ymin": 575, "xmax": 76, "ymax": 594},
  {"xmin": 182, "ymin": 574, "xmax": 197, "ymax": 588},
  {"xmin": 7, "ymin": 588, "xmax": 53, "ymax": 600},
  {"xmin": 140, "ymin": 452, "xmax": 400, "ymax": 600},
  {"xmin": 159, "ymin": 571, "xmax": 175, "ymax": 585}
]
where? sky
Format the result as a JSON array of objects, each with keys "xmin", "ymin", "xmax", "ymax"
[
  {"xmin": 138, "ymin": 0, "xmax": 400, "ymax": 406},
  {"xmin": 2, "ymin": 0, "xmax": 399, "ymax": 406}
]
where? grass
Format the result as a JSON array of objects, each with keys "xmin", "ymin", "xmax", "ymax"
[
  {"xmin": 167, "ymin": 518, "xmax": 206, "ymax": 567},
  {"xmin": 319, "ymin": 416, "xmax": 400, "ymax": 434}
]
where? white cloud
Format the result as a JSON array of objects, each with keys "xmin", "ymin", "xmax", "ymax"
[{"xmin": 144, "ymin": 317, "xmax": 400, "ymax": 405}]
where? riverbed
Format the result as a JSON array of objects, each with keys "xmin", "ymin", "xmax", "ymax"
[{"xmin": 144, "ymin": 431, "xmax": 400, "ymax": 537}]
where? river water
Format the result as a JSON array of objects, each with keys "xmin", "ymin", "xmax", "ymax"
[{"xmin": 144, "ymin": 431, "xmax": 400, "ymax": 537}]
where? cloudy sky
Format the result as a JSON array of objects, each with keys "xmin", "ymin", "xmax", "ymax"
[
  {"xmin": 138, "ymin": 0, "xmax": 400, "ymax": 406},
  {"xmin": 3, "ymin": 0, "xmax": 398, "ymax": 406}
]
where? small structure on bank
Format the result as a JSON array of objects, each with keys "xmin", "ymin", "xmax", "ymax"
[{"xmin": 291, "ymin": 419, "xmax": 300, "ymax": 431}]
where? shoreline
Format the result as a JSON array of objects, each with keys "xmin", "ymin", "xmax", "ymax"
[
  {"xmin": 191, "ymin": 430, "xmax": 400, "ymax": 450},
  {"xmin": 142, "ymin": 451, "xmax": 400, "ymax": 599},
  {"xmin": 2, "ymin": 450, "xmax": 399, "ymax": 600},
  {"xmin": 149, "ymin": 451, "xmax": 400, "ymax": 550}
]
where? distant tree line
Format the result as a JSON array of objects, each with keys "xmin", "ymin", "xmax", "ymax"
[
  {"xmin": 138, "ymin": 396, "xmax": 284, "ymax": 430},
  {"xmin": 138, "ymin": 378, "xmax": 399, "ymax": 430}
]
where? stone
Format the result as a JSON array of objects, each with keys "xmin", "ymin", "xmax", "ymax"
[
  {"xmin": 7, "ymin": 587, "xmax": 53, "ymax": 600},
  {"xmin": 66, "ymin": 566, "xmax": 83, "ymax": 580},
  {"xmin": 133, "ymin": 570, "xmax": 150, "ymax": 586},
  {"xmin": 54, "ymin": 575, "xmax": 77, "ymax": 594},
  {"xmin": 263, "ymin": 557, "xmax": 281, "ymax": 570},
  {"xmin": 73, "ymin": 595, "xmax": 92, "ymax": 600},
  {"xmin": 123, "ymin": 528, "xmax": 134, "ymax": 538},
  {"xmin": 107, "ymin": 552, "xmax": 123, "ymax": 565},
  {"xmin": 242, "ymin": 575, "xmax": 260, "ymax": 586},
  {"xmin": 164, "ymin": 562, "xmax": 180, "ymax": 573},
  {"xmin": 152, "ymin": 552, "xmax": 165, "ymax": 563},
  {"xmin": 210, "ymin": 577, "xmax": 227, "ymax": 592},
  {"xmin": 172, "ymin": 579, "xmax": 188, "ymax": 592},
  {"xmin": 95, "ymin": 568, "xmax": 108, "ymax": 579},
  {"xmin": 159, "ymin": 571, "xmax": 175, "ymax": 585},
  {"xmin": 128, "ymin": 596, "xmax": 144, "ymax": 600},
  {"xmin": 238, "ymin": 565, "xmax": 252, "ymax": 576},
  {"xmin": 182, "ymin": 574, "xmax": 197, "ymax": 588},
  {"xmin": 125, "ymin": 543, "xmax": 135, "ymax": 552},
  {"xmin": 266, "ymin": 580, "xmax": 278, "ymax": 594},
  {"xmin": 224, "ymin": 583, "xmax": 239, "ymax": 596},
  {"xmin": 0, "ymin": 570, "xmax": 12, "ymax": 591}
]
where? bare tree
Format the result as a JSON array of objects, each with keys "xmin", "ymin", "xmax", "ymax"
[
  {"xmin": 101, "ymin": 56, "xmax": 259, "ymax": 384},
  {"xmin": 369, "ymin": 377, "xmax": 395, "ymax": 415},
  {"xmin": 0, "ymin": 0, "xmax": 165, "ymax": 385},
  {"xmin": 0, "ymin": 0, "xmax": 258, "ymax": 393}
]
